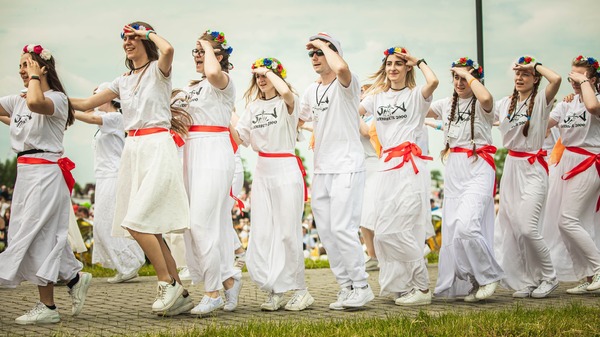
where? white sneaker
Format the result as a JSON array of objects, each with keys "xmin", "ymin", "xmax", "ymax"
[
  {"xmin": 395, "ymin": 289, "xmax": 432, "ymax": 306},
  {"xmin": 342, "ymin": 284, "xmax": 375, "ymax": 308},
  {"xmin": 464, "ymin": 285, "xmax": 480, "ymax": 303},
  {"xmin": 512, "ymin": 286, "xmax": 536, "ymax": 298},
  {"xmin": 178, "ymin": 267, "xmax": 191, "ymax": 281},
  {"xmin": 234, "ymin": 253, "xmax": 246, "ymax": 270},
  {"xmin": 158, "ymin": 294, "xmax": 194, "ymax": 317},
  {"xmin": 364, "ymin": 258, "xmax": 379, "ymax": 272},
  {"xmin": 260, "ymin": 293, "xmax": 285, "ymax": 311},
  {"xmin": 190, "ymin": 295, "xmax": 224, "ymax": 315},
  {"xmin": 329, "ymin": 287, "xmax": 351, "ymax": 310},
  {"xmin": 475, "ymin": 281, "xmax": 498, "ymax": 300},
  {"xmin": 532, "ymin": 279, "xmax": 559, "ymax": 298},
  {"xmin": 285, "ymin": 290, "xmax": 314, "ymax": 311},
  {"xmin": 69, "ymin": 272, "xmax": 92, "ymax": 316},
  {"xmin": 587, "ymin": 273, "xmax": 600, "ymax": 291},
  {"xmin": 152, "ymin": 281, "xmax": 184, "ymax": 312},
  {"xmin": 223, "ymin": 278, "xmax": 242, "ymax": 312},
  {"xmin": 107, "ymin": 270, "xmax": 138, "ymax": 284},
  {"xmin": 567, "ymin": 282, "xmax": 590, "ymax": 294},
  {"xmin": 15, "ymin": 302, "xmax": 60, "ymax": 325}
]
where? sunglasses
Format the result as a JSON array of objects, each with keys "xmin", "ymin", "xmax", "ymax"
[
  {"xmin": 191, "ymin": 49, "xmax": 206, "ymax": 57},
  {"xmin": 308, "ymin": 49, "xmax": 324, "ymax": 58}
]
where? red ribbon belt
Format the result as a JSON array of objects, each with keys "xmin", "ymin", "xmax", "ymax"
[
  {"xmin": 450, "ymin": 145, "xmax": 497, "ymax": 196},
  {"xmin": 188, "ymin": 125, "xmax": 238, "ymax": 153},
  {"xmin": 17, "ymin": 157, "xmax": 76, "ymax": 194},
  {"xmin": 382, "ymin": 141, "xmax": 432, "ymax": 174},
  {"xmin": 508, "ymin": 149, "xmax": 549, "ymax": 175},
  {"xmin": 561, "ymin": 147, "xmax": 600, "ymax": 211},
  {"xmin": 258, "ymin": 152, "xmax": 308, "ymax": 202},
  {"xmin": 128, "ymin": 127, "xmax": 185, "ymax": 147}
]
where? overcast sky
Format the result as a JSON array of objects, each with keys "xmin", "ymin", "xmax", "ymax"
[{"xmin": 0, "ymin": 0, "xmax": 598, "ymax": 184}]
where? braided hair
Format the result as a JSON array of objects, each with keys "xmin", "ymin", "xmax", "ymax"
[{"xmin": 507, "ymin": 73, "xmax": 541, "ymax": 137}]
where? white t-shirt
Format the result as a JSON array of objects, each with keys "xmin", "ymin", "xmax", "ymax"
[
  {"xmin": 430, "ymin": 96, "xmax": 494, "ymax": 148},
  {"xmin": 0, "ymin": 90, "xmax": 68, "ymax": 154},
  {"xmin": 185, "ymin": 75, "xmax": 235, "ymax": 127},
  {"xmin": 550, "ymin": 93, "xmax": 600, "ymax": 148},
  {"xmin": 497, "ymin": 92, "xmax": 552, "ymax": 151},
  {"xmin": 361, "ymin": 86, "xmax": 432, "ymax": 150},
  {"xmin": 93, "ymin": 110, "xmax": 125, "ymax": 178},
  {"xmin": 237, "ymin": 96, "xmax": 298, "ymax": 153},
  {"xmin": 108, "ymin": 61, "xmax": 172, "ymax": 131},
  {"xmin": 299, "ymin": 74, "xmax": 365, "ymax": 174}
]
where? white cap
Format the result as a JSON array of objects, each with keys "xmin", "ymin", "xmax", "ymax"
[{"xmin": 309, "ymin": 32, "xmax": 343, "ymax": 57}]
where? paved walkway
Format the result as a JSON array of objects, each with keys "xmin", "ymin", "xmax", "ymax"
[{"xmin": 1, "ymin": 265, "xmax": 599, "ymax": 336}]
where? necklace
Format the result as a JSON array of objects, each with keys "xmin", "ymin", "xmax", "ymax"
[
  {"xmin": 507, "ymin": 92, "xmax": 532, "ymax": 122},
  {"xmin": 315, "ymin": 78, "xmax": 337, "ymax": 106},
  {"xmin": 390, "ymin": 86, "xmax": 407, "ymax": 91},
  {"xmin": 132, "ymin": 61, "xmax": 150, "ymax": 72}
]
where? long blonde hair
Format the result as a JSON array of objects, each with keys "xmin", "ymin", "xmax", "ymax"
[
  {"xmin": 242, "ymin": 68, "xmax": 296, "ymax": 107},
  {"xmin": 365, "ymin": 46, "xmax": 416, "ymax": 96}
]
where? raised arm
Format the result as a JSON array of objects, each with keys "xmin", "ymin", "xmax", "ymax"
[
  {"xmin": 123, "ymin": 25, "xmax": 174, "ymax": 77},
  {"xmin": 397, "ymin": 52, "xmax": 439, "ymax": 99},
  {"xmin": 199, "ymin": 39, "xmax": 229, "ymax": 90},
  {"xmin": 514, "ymin": 62, "xmax": 561, "ymax": 104},
  {"xmin": 307, "ymin": 39, "xmax": 351, "ymax": 87},
  {"xmin": 23, "ymin": 57, "xmax": 55, "ymax": 115},
  {"xmin": 569, "ymin": 71, "xmax": 600, "ymax": 116},
  {"xmin": 253, "ymin": 67, "xmax": 295, "ymax": 113},
  {"xmin": 453, "ymin": 66, "xmax": 493, "ymax": 112}
]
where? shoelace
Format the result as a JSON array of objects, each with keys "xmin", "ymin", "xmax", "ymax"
[
  {"xmin": 27, "ymin": 303, "xmax": 47, "ymax": 316},
  {"xmin": 155, "ymin": 284, "xmax": 168, "ymax": 302},
  {"xmin": 577, "ymin": 282, "xmax": 591, "ymax": 289},
  {"xmin": 289, "ymin": 293, "xmax": 303, "ymax": 305}
]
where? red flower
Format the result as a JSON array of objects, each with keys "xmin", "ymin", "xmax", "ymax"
[
  {"xmin": 459, "ymin": 57, "xmax": 467, "ymax": 64},
  {"xmin": 401, "ymin": 48, "xmax": 406, "ymax": 53},
  {"xmin": 525, "ymin": 57, "xmax": 532, "ymax": 63},
  {"xmin": 576, "ymin": 55, "xmax": 583, "ymax": 61},
  {"xmin": 277, "ymin": 64, "xmax": 283, "ymax": 71},
  {"xmin": 478, "ymin": 67, "xmax": 483, "ymax": 74},
  {"xmin": 33, "ymin": 45, "xmax": 43, "ymax": 54},
  {"xmin": 22, "ymin": 45, "xmax": 28, "ymax": 53},
  {"xmin": 593, "ymin": 61, "xmax": 599, "ymax": 69}
]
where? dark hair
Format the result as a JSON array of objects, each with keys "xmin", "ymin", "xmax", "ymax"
[
  {"xmin": 198, "ymin": 31, "xmax": 233, "ymax": 73},
  {"xmin": 507, "ymin": 73, "xmax": 541, "ymax": 137},
  {"xmin": 124, "ymin": 21, "xmax": 159, "ymax": 71},
  {"xmin": 26, "ymin": 51, "xmax": 75, "ymax": 129},
  {"xmin": 315, "ymin": 38, "xmax": 338, "ymax": 53}
]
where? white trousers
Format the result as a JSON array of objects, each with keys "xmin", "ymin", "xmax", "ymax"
[
  {"xmin": 311, "ymin": 172, "xmax": 368, "ymax": 288},
  {"xmin": 246, "ymin": 156, "xmax": 306, "ymax": 293},
  {"xmin": 496, "ymin": 155, "xmax": 556, "ymax": 290}
]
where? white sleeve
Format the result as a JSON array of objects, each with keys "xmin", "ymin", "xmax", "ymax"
[
  {"xmin": 236, "ymin": 106, "xmax": 253, "ymax": 147},
  {"xmin": 360, "ymin": 94, "xmax": 375, "ymax": 117},
  {"xmin": 339, "ymin": 73, "xmax": 361, "ymax": 100},
  {"xmin": 0, "ymin": 95, "xmax": 20, "ymax": 117},
  {"xmin": 429, "ymin": 98, "xmax": 445, "ymax": 120},
  {"xmin": 47, "ymin": 91, "xmax": 68, "ymax": 118},
  {"xmin": 299, "ymin": 87, "xmax": 313, "ymax": 122},
  {"xmin": 109, "ymin": 76, "xmax": 121, "ymax": 97},
  {"xmin": 100, "ymin": 113, "xmax": 124, "ymax": 134},
  {"xmin": 550, "ymin": 102, "xmax": 566, "ymax": 122}
]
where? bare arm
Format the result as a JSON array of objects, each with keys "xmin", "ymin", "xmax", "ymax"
[
  {"xmin": 0, "ymin": 115, "xmax": 10, "ymax": 125},
  {"xmin": 359, "ymin": 117, "xmax": 370, "ymax": 137},
  {"xmin": 229, "ymin": 123, "xmax": 243, "ymax": 145},
  {"xmin": 307, "ymin": 39, "xmax": 351, "ymax": 87},
  {"xmin": 537, "ymin": 64, "xmax": 561, "ymax": 104},
  {"xmin": 71, "ymin": 89, "xmax": 118, "ymax": 112},
  {"xmin": 24, "ymin": 58, "xmax": 55, "ymax": 115},
  {"xmin": 569, "ymin": 71, "xmax": 600, "ymax": 116},
  {"xmin": 397, "ymin": 52, "xmax": 439, "ymax": 99},
  {"xmin": 199, "ymin": 40, "xmax": 229, "ymax": 90},
  {"xmin": 453, "ymin": 67, "xmax": 493, "ymax": 112},
  {"xmin": 0, "ymin": 104, "xmax": 8, "ymax": 118},
  {"xmin": 74, "ymin": 110, "xmax": 103, "ymax": 125},
  {"xmin": 254, "ymin": 67, "xmax": 295, "ymax": 113},
  {"xmin": 123, "ymin": 25, "xmax": 174, "ymax": 77},
  {"xmin": 547, "ymin": 118, "xmax": 559, "ymax": 129}
]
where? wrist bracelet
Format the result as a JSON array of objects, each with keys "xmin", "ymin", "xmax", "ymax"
[
  {"xmin": 29, "ymin": 75, "xmax": 40, "ymax": 81},
  {"xmin": 468, "ymin": 77, "xmax": 478, "ymax": 86},
  {"xmin": 580, "ymin": 79, "xmax": 589, "ymax": 85},
  {"xmin": 416, "ymin": 59, "xmax": 427, "ymax": 68},
  {"xmin": 436, "ymin": 122, "xmax": 442, "ymax": 130},
  {"xmin": 146, "ymin": 30, "xmax": 156, "ymax": 40},
  {"xmin": 534, "ymin": 62, "xmax": 542, "ymax": 73}
]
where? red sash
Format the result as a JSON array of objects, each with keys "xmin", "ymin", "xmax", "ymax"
[
  {"xmin": 258, "ymin": 152, "xmax": 308, "ymax": 202},
  {"xmin": 382, "ymin": 141, "xmax": 432, "ymax": 174},
  {"xmin": 18, "ymin": 157, "xmax": 76, "ymax": 194},
  {"xmin": 508, "ymin": 149, "xmax": 549, "ymax": 175},
  {"xmin": 450, "ymin": 145, "xmax": 497, "ymax": 196},
  {"xmin": 561, "ymin": 147, "xmax": 600, "ymax": 211},
  {"xmin": 188, "ymin": 125, "xmax": 238, "ymax": 153},
  {"xmin": 128, "ymin": 127, "xmax": 185, "ymax": 147}
]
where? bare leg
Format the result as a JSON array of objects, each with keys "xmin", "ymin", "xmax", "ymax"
[
  {"xmin": 360, "ymin": 227, "xmax": 377, "ymax": 258},
  {"xmin": 38, "ymin": 284, "xmax": 55, "ymax": 306},
  {"xmin": 158, "ymin": 235, "xmax": 181, "ymax": 285},
  {"xmin": 128, "ymin": 229, "xmax": 170, "ymax": 283}
]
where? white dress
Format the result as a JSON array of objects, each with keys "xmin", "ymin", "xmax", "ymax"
[
  {"xmin": 361, "ymin": 86, "xmax": 432, "ymax": 295},
  {"xmin": 237, "ymin": 95, "xmax": 305, "ymax": 293},
  {"xmin": 0, "ymin": 91, "xmax": 82, "ymax": 286},
  {"xmin": 430, "ymin": 96, "xmax": 504, "ymax": 298},
  {"xmin": 91, "ymin": 110, "xmax": 145, "ymax": 275}
]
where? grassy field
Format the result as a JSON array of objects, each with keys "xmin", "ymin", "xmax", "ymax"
[{"xmin": 125, "ymin": 302, "xmax": 600, "ymax": 337}]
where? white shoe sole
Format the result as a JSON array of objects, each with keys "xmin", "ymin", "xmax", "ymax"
[
  {"xmin": 158, "ymin": 298, "xmax": 194, "ymax": 317},
  {"xmin": 152, "ymin": 285, "xmax": 184, "ymax": 313},
  {"xmin": 285, "ymin": 295, "xmax": 315, "ymax": 311},
  {"xmin": 342, "ymin": 292, "xmax": 375, "ymax": 308},
  {"xmin": 531, "ymin": 284, "xmax": 559, "ymax": 298}
]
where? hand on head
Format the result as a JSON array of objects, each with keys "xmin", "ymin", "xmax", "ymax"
[
  {"xmin": 394, "ymin": 51, "xmax": 418, "ymax": 66},
  {"xmin": 512, "ymin": 62, "xmax": 534, "ymax": 72},
  {"xmin": 25, "ymin": 58, "xmax": 44, "ymax": 77},
  {"xmin": 306, "ymin": 39, "xmax": 328, "ymax": 51},
  {"xmin": 123, "ymin": 25, "xmax": 148, "ymax": 40},
  {"xmin": 568, "ymin": 71, "xmax": 588, "ymax": 83},
  {"xmin": 252, "ymin": 67, "xmax": 270, "ymax": 76},
  {"xmin": 452, "ymin": 67, "xmax": 473, "ymax": 79}
]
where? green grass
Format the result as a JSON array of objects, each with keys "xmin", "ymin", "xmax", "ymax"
[
  {"xmin": 82, "ymin": 259, "xmax": 330, "ymax": 277},
  {"xmin": 133, "ymin": 302, "xmax": 600, "ymax": 337}
]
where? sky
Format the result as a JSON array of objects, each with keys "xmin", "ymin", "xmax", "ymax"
[{"xmin": 0, "ymin": 0, "xmax": 598, "ymax": 185}]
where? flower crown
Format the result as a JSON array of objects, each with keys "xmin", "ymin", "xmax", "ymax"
[
  {"xmin": 574, "ymin": 55, "xmax": 600, "ymax": 75},
  {"xmin": 517, "ymin": 56, "xmax": 536, "ymax": 65},
  {"xmin": 383, "ymin": 47, "xmax": 407, "ymax": 57},
  {"xmin": 206, "ymin": 30, "xmax": 233, "ymax": 55},
  {"xmin": 22, "ymin": 44, "xmax": 52, "ymax": 61},
  {"xmin": 452, "ymin": 57, "xmax": 484, "ymax": 78},
  {"xmin": 120, "ymin": 23, "xmax": 150, "ymax": 39},
  {"xmin": 251, "ymin": 58, "xmax": 287, "ymax": 79}
]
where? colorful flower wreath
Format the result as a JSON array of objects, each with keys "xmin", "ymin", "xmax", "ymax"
[
  {"xmin": 383, "ymin": 47, "xmax": 407, "ymax": 56},
  {"xmin": 120, "ymin": 23, "xmax": 149, "ymax": 39},
  {"xmin": 451, "ymin": 57, "xmax": 484, "ymax": 78},
  {"xmin": 517, "ymin": 56, "xmax": 536, "ymax": 65},
  {"xmin": 22, "ymin": 44, "xmax": 52, "ymax": 61},
  {"xmin": 574, "ymin": 55, "xmax": 600, "ymax": 75},
  {"xmin": 251, "ymin": 58, "xmax": 287, "ymax": 78},
  {"xmin": 206, "ymin": 30, "xmax": 234, "ymax": 55}
]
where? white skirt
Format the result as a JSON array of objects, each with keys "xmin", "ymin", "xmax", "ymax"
[
  {"xmin": 374, "ymin": 156, "xmax": 430, "ymax": 295},
  {"xmin": 246, "ymin": 155, "xmax": 306, "ymax": 293},
  {"xmin": 0, "ymin": 154, "xmax": 81, "ymax": 286},
  {"xmin": 542, "ymin": 149, "xmax": 600, "ymax": 281},
  {"xmin": 434, "ymin": 152, "xmax": 504, "ymax": 298},
  {"xmin": 113, "ymin": 132, "xmax": 190, "ymax": 236},
  {"xmin": 93, "ymin": 176, "xmax": 145, "ymax": 274},
  {"xmin": 359, "ymin": 157, "xmax": 379, "ymax": 231}
]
